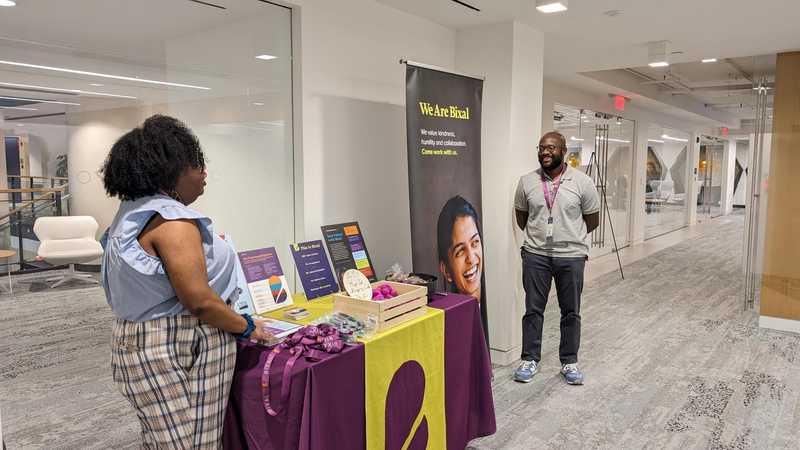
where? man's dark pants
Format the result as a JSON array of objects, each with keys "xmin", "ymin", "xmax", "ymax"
[{"xmin": 520, "ymin": 249, "xmax": 586, "ymax": 365}]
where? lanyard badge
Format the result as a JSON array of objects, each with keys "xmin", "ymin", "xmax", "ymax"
[{"xmin": 541, "ymin": 165, "xmax": 566, "ymax": 242}]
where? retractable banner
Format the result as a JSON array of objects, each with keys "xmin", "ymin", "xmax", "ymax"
[{"xmin": 404, "ymin": 63, "xmax": 488, "ymax": 337}]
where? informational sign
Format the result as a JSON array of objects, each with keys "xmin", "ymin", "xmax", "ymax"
[
  {"xmin": 290, "ymin": 240, "xmax": 340, "ymax": 300},
  {"xmin": 237, "ymin": 247, "xmax": 293, "ymax": 314},
  {"xmin": 321, "ymin": 222, "xmax": 377, "ymax": 284},
  {"xmin": 223, "ymin": 236, "xmax": 255, "ymax": 315},
  {"xmin": 404, "ymin": 62, "xmax": 489, "ymax": 339}
]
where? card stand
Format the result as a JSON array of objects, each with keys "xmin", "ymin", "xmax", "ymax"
[{"xmin": 333, "ymin": 281, "xmax": 428, "ymax": 333}]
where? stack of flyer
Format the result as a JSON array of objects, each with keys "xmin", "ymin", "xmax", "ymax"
[{"xmin": 257, "ymin": 317, "xmax": 304, "ymax": 346}]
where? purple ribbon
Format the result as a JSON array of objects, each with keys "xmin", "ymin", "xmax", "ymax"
[{"xmin": 261, "ymin": 324, "xmax": 345, "ymax": 417}]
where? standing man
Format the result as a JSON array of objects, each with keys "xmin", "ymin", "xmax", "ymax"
[{"xmin": 513, "ymin": 131, "xmax": 600, "ymax": 385}]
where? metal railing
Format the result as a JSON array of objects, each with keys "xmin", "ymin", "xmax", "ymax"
[{"xmin": 0, "ymin": 176, "xmax": 70, "ymax": 272}]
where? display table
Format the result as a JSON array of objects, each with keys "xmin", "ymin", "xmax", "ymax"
[{"xmin": 223, "ymin": 293, "xmax": 495, "ymax": 449}]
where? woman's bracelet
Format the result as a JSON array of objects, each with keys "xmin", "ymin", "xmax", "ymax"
[{"xmin": 239, "ymin": 313, "xmax": 256, "ymax": 339}]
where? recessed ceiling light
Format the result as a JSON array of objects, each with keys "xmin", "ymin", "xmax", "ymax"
[
  {"xmin": 255, "ymin": 54, "xmax": 277, "ymax": 61},
  {"xmin": 0, "ymin": 106, "xmax": 38, "ymax": 111},
  {"xmin": 16, "ymin": 124, "xmax": 24, "ymax": 127},
  {"xmin": 648, "ymin": 139, "xmax": 665, "ymax": 144},
  {"xmin": 0, "ymin": 95, "xmax": 79, "ymax": 106},
  {"xmin": 570, "ymin": 136, "xmax": 584, "ymax": 141},
  {"xmin": 536, "ymin": 0, "xmax": 568, "ymax": 13},
  {"xmin": 648, "ymin": 61, "xmax": 669, "ymax": 68},
  {"xmin": 89, "ymin": 83, "xmax": 105, "ymax": 87},
  {"xmin": 252, "ymin": 102, "xmax": 265, "ymax": 106},
  {"xmin": 0, "ymin": 60, "xmax": 210, "ymax": 90},
  {"xmin": 702, "ymin": 58, "xmax": 718, "ymax": 63},
  {"xmin": 0, "ymin": 81, "xmax": 136, "ymax": 99},
  {"xmin": 0, "ymin": 1, "xmax": 16, "ymax": 7}
]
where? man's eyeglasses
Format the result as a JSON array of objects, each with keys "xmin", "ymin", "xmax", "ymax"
[{"xmin": 537, "ymin": 144, "xmax": 563, "ymax": 154}]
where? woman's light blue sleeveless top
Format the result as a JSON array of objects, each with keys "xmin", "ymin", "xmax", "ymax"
[{"xmin": 101, "ymin": 195, "xmax": 239, "ymax": 322}]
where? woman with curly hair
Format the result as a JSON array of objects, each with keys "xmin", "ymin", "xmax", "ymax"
[{"xmin": 101, "ymin": 115, "xmax": 270, "ymax": 449}]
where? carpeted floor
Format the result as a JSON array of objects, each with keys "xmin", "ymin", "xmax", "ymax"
[
  {"xmin": 1, "ymin": 214, "xmax": 797, "ymax": 449},
  {"xmin": 470, "ymin": 214, "xmax": 800, "ymax": 450}
]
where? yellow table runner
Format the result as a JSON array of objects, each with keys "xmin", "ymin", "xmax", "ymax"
[{"xmin": 259, "ymin": 294, "xmax": 447, "ymax": 450}]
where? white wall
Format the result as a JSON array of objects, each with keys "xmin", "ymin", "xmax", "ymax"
[
  {"xmin": 12, "ymin": 120, "xmax": 69, "ymax": 178},
  {"xmin": 733, "ymin": 140, "xmax": 749, "ymax": 206},
  {"xmin": 292, "ymin": 0, "xmax": 457, "ymax": 276},
  {"xmin": 455, "ymin": 21, "xmax": 544, "ymax": 364},
  {"xmin": 720, "ymin": 138, "xmax": 737, "ymax": 215},
  {"xmin": 67, "ymin": 119, "xmax": 129, "ymax": 234}
]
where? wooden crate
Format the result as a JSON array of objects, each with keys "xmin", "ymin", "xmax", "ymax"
[{"xmin": 333, "ymin": 281, "xmax": 428, "ymax": 332}]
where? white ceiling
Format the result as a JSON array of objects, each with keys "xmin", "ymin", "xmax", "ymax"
[
  {"xmin": 0, "ymin": 0, "xmax": 293, "ymax": 121},
  {"xmin": 376, "ymin": 0, "xmax": 800, "ymax": 129},
  {"xmin": 376, "ymin": 0, "xmax": 800, "ymax": 76}
]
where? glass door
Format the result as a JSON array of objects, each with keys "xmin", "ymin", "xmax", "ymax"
[
  {"xmin": 644, "ymin": 126, "xmax": 690, "ymax": 239},
  {"xmin": 553, "ymin": 104, "xmax": 634, "ymax": 258},
  {"xmin": 698, "ymin": 137, "xmax": 725, "ymax": 221}
]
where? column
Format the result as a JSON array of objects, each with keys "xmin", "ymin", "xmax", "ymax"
[
  {"xmin": 720, "ymin": 137, "xmax": 737, "ymax": 216},
  {"xmin": 759, "ymin": 51, "xmax": 800, "ymax": 332},
  {"xmin": 455, "ymin": 21, "xmax": 545, "ymax": 365},
  {"xmin": 685, "ymin": 132, "xmax": 700, "ymax": 225},
  {"xmin": 629, "ymin": 119, "xmax": 650, "ymax": 244}
]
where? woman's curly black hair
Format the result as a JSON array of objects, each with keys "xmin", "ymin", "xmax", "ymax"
[{"xmin": 101, "ymin": 115, "xmax": 205, "ymax": 201}]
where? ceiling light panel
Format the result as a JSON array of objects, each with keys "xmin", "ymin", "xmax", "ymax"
[
  {"xmin": 536, "ymin": 0, "xmax": 568, "ymax": 13},
  {"xmin": 0, "ymin": 81, "xmax": 136, "ymax": 99},
  {"xmin": 0, "ymin": 95, "xmax": 79, "ymax": 106},
  {"xmin": 647, "ymin": 41, "xmax": 670, "ymax": 68},
  {"xmin": 0, "ymin": 60, "xmax": 210, "ymax": 90}
]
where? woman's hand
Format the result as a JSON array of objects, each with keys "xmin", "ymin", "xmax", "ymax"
[{"xmin": 250, "ymin": 319, "xmax": 275, "ymax": 343}]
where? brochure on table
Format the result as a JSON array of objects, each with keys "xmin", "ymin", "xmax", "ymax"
[
  {"xmin": 261, "ymin": 317, "xmax": 303, "ymax": 338},
  {"xmin": 321, "ymin": 221, "xmax": 378, "ymax": 285},
  {"xmin": 224, "ymin": 236, "xmax": 255, "ymax": 315},
  {"xmin": 290, "ymin": 240, "xmax": 339, "ymax": 300},
  {"xmin": 237, "ymin": 247, "xmax": 294, "ymax": 314}
]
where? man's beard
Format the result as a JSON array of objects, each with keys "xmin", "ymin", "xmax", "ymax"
[{"xmin": 539, "ymin": 153, "xmax": 564, "ymax": 170}]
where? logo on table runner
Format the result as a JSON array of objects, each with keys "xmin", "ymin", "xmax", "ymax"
[{"xmin": 385, "ymin": 361, "xmax": 428, "ymax": 450}]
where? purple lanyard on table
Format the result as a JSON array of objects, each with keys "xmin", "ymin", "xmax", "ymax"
[
  {"xmin": 541, "ymin": 164, "xmax": 567, "ymax": 223},
  {"xmin": 261, "ymin": 324, "xmax": 345, "ymax": 417}
]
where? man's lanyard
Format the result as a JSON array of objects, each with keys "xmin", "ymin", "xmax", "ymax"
[{"xmin": 541, "ymin": 164, "xmax": 567, "ymax": 223}]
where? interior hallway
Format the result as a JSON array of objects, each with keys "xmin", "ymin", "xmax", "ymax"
[
  {"xmin": 472, "ymin": 212, "xmax": 798, "ymax": 449},
  {"xmin": 1, "ymin": 213, "xmax": 797, "ymax": 449}
]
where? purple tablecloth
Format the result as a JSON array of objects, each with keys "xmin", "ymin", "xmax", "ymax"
[
  {"xmin": 429, "ymin": 294, "xmax": 496, "ymax": 449},
  {"xmin": 223, "ymin": 293, "xmax": 495, "ymax": 449}
]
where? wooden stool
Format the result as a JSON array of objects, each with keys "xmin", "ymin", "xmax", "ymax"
[{"xmin": 0, "ymin": 250, "xmax": 16, "ymax": 295}]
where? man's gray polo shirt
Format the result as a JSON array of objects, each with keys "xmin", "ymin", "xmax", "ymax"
[{"xmin": 514, "ymin": 165, "xmax": 600, "ymax": 258}]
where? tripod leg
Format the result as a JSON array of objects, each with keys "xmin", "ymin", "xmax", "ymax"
[{"xmin": 592, "ymin": 151, "xmax": 625, "ymax": 280}]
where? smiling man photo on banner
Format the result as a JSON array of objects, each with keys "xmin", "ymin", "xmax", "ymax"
[{"xmin": 512, "ymin": 131, "xmax": 600, "ymax": 386}]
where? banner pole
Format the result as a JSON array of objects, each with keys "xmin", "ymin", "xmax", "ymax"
[{"xmin": 400, "ymin": 59, "xmax": 486, "ymax": 81}]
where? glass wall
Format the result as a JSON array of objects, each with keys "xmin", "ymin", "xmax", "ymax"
[
  {"xmin": 0, "ymin": 1, "xmax": 295, "ymax": 276},
  {"xmin": 554, "ymin": 104, "xmax": 634, "ymax": 257},
  {"xmin": 644, "ymin": 125, "xmax": 690, "ymax": 239},
  {"xmin": 698, "ymin": 136, "xmax": 726, "ymax": 220}
]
